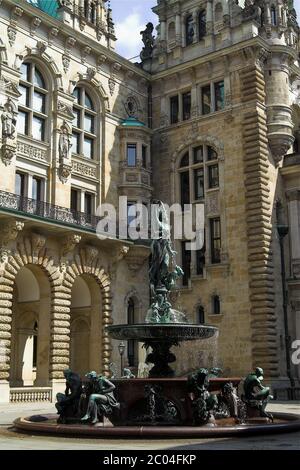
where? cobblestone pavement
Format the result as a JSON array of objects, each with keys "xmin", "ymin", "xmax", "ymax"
[{"xmin": 0, "ymin": 401, "xmax": 299, "ymax": 450}]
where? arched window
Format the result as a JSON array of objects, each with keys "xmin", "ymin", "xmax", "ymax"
[
  {"xmin": 84, "ymin": 0, "xmax": 96, "ymax": 24},
  {"xmin": 127, "ymin": 298, "xmax": 136, "ymax": 367},
  {"xmin": 168, "ymin": 22, "xmax": 175, "ymax": 41},
  {"xmin": 186, "ymin": 15, "xmax": 194, "ymax": 46},
  {"xmin": 18, "ymin": 62, "xmax": 48, "ymax": 141},
  {"xmin": 197, "ymin": 306, "xmax": 205, "ymax": 324},
  {"xmin": 212, "ymin": 295, "xmax": 221, "ymax": 314},
  {"xmin": 72, "ymin": 87, "xmax": 97, "ymax": 159},
  {"xmin": 178, "ymin": 145, "xmax": 219, "ymax": 207},
  {"xmin": 215, "ymin": 3, "xmax": 223, "ymax": 22},
  {"xmin": 198, "ymin": 10, "xmax": 206, "ymax": 40},
  {"xmin": 271, "ymin": 5, "xmax": 277, "ymax": 26}
]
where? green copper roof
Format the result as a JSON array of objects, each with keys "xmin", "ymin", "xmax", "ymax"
[
  {"xmin": 121, "ymin": 117, "xmax": 145, "ymax": 127},
  {"xmin": 27, "ymin": 0, "xmax": 60, "ymax": 19}
]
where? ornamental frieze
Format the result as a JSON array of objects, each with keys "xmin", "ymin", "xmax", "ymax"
[
  {"xmin": 72, "ymin": 161, "xmax": 97, "ymax": 179},
  {"xmin": 17, "ymin": 141, "xmax": 48, "ymax": 162}
]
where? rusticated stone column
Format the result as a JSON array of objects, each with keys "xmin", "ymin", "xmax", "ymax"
[{"xmin": 240, "ymin": 64, "xmax": 279, "ymax": 378}]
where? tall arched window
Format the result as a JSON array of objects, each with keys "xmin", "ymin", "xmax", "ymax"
[
  {"xmin": 178, "ymin": 145, "xmax": 219, "ymax": 207},
  {"xmin": 198, "ymin": 10, "xmax": 206, "ymax": 40},
  {"xmin": 127, "ymin": 298, "xmax": 136, "ymax": 367},
  {"xmin": 84, "ymin": 0, "xmax": 96, "ymax": 24},
  {"xmin": 18, "ymin": 62, "xmax": 48, "ymax": 141},
  {"xmin": 186, "ymin": 15, "xmax": 194, "ymax": 46},
  {"xmin": 72, "ymin": 87, "xmax": 97, "ymax": 159},
  {"xmin": 271, "ymin": 5, "xmax": 277, "ymax": 26}
]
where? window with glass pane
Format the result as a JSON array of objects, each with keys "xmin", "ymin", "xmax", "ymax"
[
  {"xmin": 19, "ymin": 85, "xmax": 29, "ymax": 107},
  {"xmin": 180, "ymin": 171, "xmax": 190, "ymax": 207},
  {"xmin": 180, "ymin": 152, "xmax": 189, "ymax": 167},
  {"xmin": 32, "ymin": 177, "xmax": 42, "ymax": 201},
  {"xmin": 196, "ymin": 247, "xmax": 205, "ymax": 276},
  {"xmin": 199, "ymin": 10, "xmax": 206, "ymax": 40},
  {"xmin": 208, "ymin": 164, "xmax": 219, "ymax": 188},
  {"xmin": 72, "ymin": 132, "xmax": 80, "ymax": 154},
  {"xmin": 71, "ymin": 189, "xmax": 79, "ymax": 212},
  {"xmin": 15, "ymin": 173, "xmax": 25, "ymax": 197},
  {"xmin": 127, "ymin": 202, "xmax": 137, "ymax": 229},
  {"xmin": 212, "ymin": 295, "xmax": 221, "ymax": 314},
  {"xmin": 186, "ymin": 15, "xmax": 194, "ymax": 45},
  {"xmin": 271, "ymin": 5, "xmax": 277, "ymax": 25},
  {"xmin": 17, "ymin": 111, "xmax": 28, "ymax": 135},
  {"xmin": 207, "ymin": 146, "xmax": 217, "ymax": 161},
  {"xmin": 194, "ymin": 168, "xmax": 204, "ymax": 199},
  {"xmin": 182, "ymin": 242, "xmax": 191, "ymax": 286},
  {"xmin": 18, "ymin": 62, "xmax": 48, "ymax": 141},
  {"xmin": 85, "ymin": 193, "xmax": 93, "ymax": 216},
  {"xmin": 193, "ymin": 146, "xmax": 203, "ymax": 163},
  {"xmin": 83, "ymin": 137, "xmax": 93, "ymax": 159},
  {"xmin": 202, "ymin": 85, "xmax": 211, "ymax": 115},
  {"xmin": 182, "ymin": 92, "xmax": 191, "ymax": 121},
  {"xmin": 142, "ymin": 145, "xmax": 147, "ymax": 168},
  {"xmin": 215, "ymin": 81, "xmax": 224, "ymax": 111},
  {"xmin": 210, "ymin": 218, "xmax": 221, "ymax": 264},
  {"xmin": 32, "ymin": 116, "xmax": 45, "ymax": 140},
  {"xmin": 170, "ymin": 95, "xmax": 179, "ymax": 124},
  {"xmin": 198, "ymin": 306, "xmax": 205, "ymax": 323},
  {"xmin": 127, "ymin": 144, "xmax": 137, "ymax": 166},
  {"xmin": 72, "ymin": 87, "xmax": 96, "ymax": 158}
]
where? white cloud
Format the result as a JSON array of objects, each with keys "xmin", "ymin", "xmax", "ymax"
[{"xmin": 115, "ymin": 12, "xmax": 145, "ymax": 60}]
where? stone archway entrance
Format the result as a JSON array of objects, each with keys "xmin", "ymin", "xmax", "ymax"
[
  {"xmin": 70, "ymin": 274, "xmax": 102, "ymax": 377},
  {"xmin": 10, "ymin": 265, "xmax": 51, "ymax": 387}
]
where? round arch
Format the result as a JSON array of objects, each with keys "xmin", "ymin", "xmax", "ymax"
[{"xmin": 18, "ymin": 49, "xmax": 63, "ymax": 90}]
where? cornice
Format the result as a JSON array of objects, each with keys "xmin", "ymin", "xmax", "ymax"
[{"xmin": 1, "ymin": 0, "xmax": 150, "ymax": 80}]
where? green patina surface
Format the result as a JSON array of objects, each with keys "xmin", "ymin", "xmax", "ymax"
[{"xmin": 26, "ymin": 0, "xmax": 60, "ymax": 19}]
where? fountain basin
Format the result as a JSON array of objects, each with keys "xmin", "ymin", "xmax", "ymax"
[{"xmin": 107, "ymin": 323, "xmax": 218, "ymax": 342}]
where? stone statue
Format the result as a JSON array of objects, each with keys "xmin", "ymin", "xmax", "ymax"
[
  {"xmin": 146, "ymin": 200, "xmax": 184, "ymax": 324},
  {"xmin": 81, "ymin": 371, "xmax": 120, "ymax": 424},
  {"xmin": 140, "ymin": 22, "xmax": 154, "ymax": 61},
  {"xmin": 55, "ymin": 369, "xmax": 83, "ymax": 423},
  {"xmin": 59, "ymin": 123, "xmax": 72, "ymax": 161},
  {"xmin": 187, "ymin": 368, "xmax": 218, "ymax": 425},
  {"xmin": 1, "ymin": 99, "xmax": 17, "ymax": 139},
  {"xmin": 242, "ymin": 367, "xmax": 273, "ymax": 421}
]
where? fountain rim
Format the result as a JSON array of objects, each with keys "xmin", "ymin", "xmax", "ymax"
[{"xmin": 106, "ymin": 323, "xmax": 218, "ymax": 341}]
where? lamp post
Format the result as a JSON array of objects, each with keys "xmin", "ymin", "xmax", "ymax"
[{"xmin": 118, "ymin": 342, "xmax": 125, "ymax": 377}]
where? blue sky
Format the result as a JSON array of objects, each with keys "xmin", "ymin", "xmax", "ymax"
[{"xmin": 111, "ymin": 0, "xmax": 300, "ymax": 59}]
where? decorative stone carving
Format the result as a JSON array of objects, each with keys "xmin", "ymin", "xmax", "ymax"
[
  {"xmin": 124, "ymin": 96, "xmax": 139, "ymax": 117},
  {"xmin": 160, "ymin": 113, "xmax": 169, "ymax": 127},
  {"xmin": 206, "ymin": 194, "xmax": 219, "ymax": 215},
  {"xmin": 72, "ymin": 161, "xmax": 97, "ymax": 178},
  {"xmin": 140, "ymin": 22, "xmax": 154, "ymax": 61},
  {"xmin": 1, "ymin": 145, "xmax": 15, "ymax": 166},
  {"xmin": 48, "ymin": 27, "xmax": 59, "ymax": 44},
  {"xmin": 17, "ymin": 141, "xmax": 48, "ymax": 162},
  {"xmin": 108, "ymin": 77, "xmax": 116, "ymax": 96},
  {"xmin": 81, "ymin": 246, "xmax": 99, "ymax": 266},
  {"xmin": 0, "ymin": 77, "xmax": 21, "ymax": 98},
  {"xmin": 7, "ymin": 26, "xmax": 16, "ymax": 47},
  {"xmin": 1, "ymin": 98, "xmax": 17, "ymax": 140},
  {"xmin": 0, "ymin": 220, "xmax": 24, "ymax": 246},
  {"xmin": 81, "ymin": 46, "xmax": 91, "ymax": 63},
  {"xmin": 30, "ymin": 17, "xmax": 41, "ymax": 36},
  {"xmin": 62, "ymin": 54, "xmax": 70, "ymax": 73},
  {"xmin": 61, "ymin": 234, "xmax": 81, "ymax": 257},
  {"xmin": 58, "ymin": 163, "xmax": 72, "ymax": 184},
  {"xmin": 31, "ymin": 233, "xmax": 46, "ymax": 252},
  {"xmin": 36, "ymin": 41, "xmax": 47, "ymax": 55},
  {"xmin": 65, "ymin": 36, "xmax": 76, "ymax": 51},
  {"xmin": 125, "ymin": 246, "xmax": 150, "ymax": 273},
  {"xmin": 59, "ymin": 121, "xmax": 72, "ymax": 161},
  {"xmin": 86, "ymin": 67, "xmax": 96, "ymax": 81},
  {"xmin": 57, "ymin": 100, "xmax": 74, "ymax": 120}
]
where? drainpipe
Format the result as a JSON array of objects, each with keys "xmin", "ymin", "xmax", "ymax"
[{"xmin": 276, "ymin": 200, "xmax": 295, "ymax": 399}]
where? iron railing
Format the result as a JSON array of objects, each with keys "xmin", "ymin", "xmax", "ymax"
[{"xmin": 0, "ymin": 190, "xmax": 100, "ymax": 232}]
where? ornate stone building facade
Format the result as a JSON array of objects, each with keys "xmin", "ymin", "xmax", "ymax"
[{"xmin": 0, "ymin": 0, "xmax": 299, "ymax": 403}]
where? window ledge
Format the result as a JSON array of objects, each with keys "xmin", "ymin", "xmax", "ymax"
[{"xmin": 206, "ymin": 187, "xmax": 220, "ymax": 194}]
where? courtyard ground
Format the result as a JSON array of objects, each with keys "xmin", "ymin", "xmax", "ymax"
[{"xmin": 0, "ymin": 401, "xmax": 299, "ymax": 450}]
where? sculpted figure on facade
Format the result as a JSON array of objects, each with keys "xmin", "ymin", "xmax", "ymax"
[
  {"xmin": 1, "ymin": 99, "xmax": 17, "ymax": 140},
  {"xmin": 59, "ymin": 122, "xmax": 72, "ymax": 161}
]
